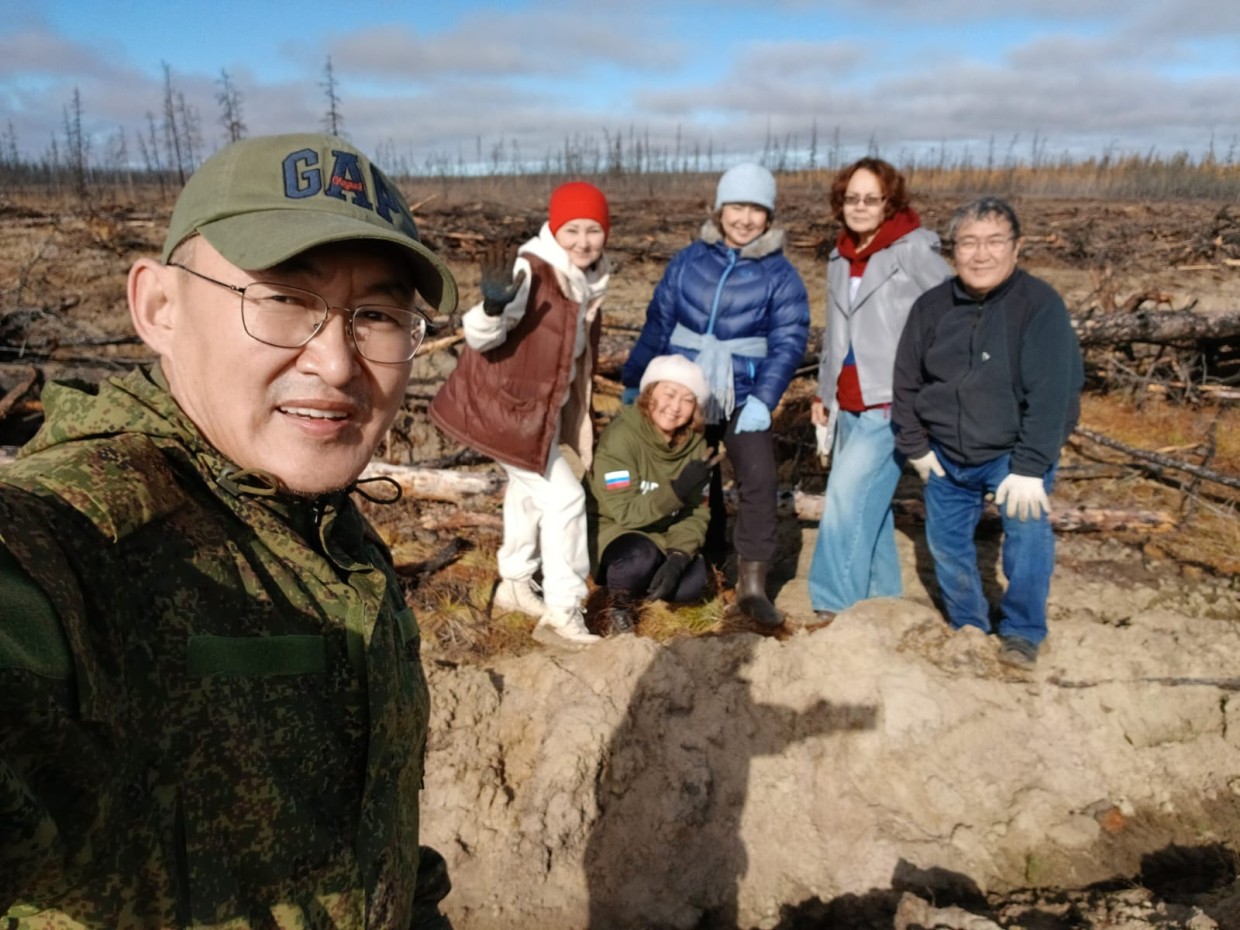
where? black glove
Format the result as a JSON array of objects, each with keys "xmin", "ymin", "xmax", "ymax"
[
  {"xmin": 480, "ymin": 243, "xmax": 527, "ymax": 316},
  {"xmin": 670, "ymin": 457, "xmax": 713, "ymax": 503},
  {"xmin": 646, "ymin": 549, "xmax": 692, "ymax": 602}
]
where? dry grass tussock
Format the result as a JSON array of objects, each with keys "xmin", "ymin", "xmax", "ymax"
[{"xmin": 363, "ymin": 496, "xmax": 761, "ymax": 664}]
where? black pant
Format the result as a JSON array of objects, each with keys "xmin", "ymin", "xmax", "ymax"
[
  {"xmin": 597, "ymin": 533, "xmax": 708, "ymax": 602},
  {"xmin": 705, "ymin": 409, "xmax": 778, "ymax": 563}
]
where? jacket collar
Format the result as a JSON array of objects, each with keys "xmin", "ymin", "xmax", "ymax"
[
  {"xmin": 699, "ymin": 219, "xmax": 786, "ymax": 259},
  {"xmin": 26, "ymin": 364, "xmax": 391, "ymax": 569},
  {"xmin": 521, "ymin": 222, "xmax": 612, "ymax": 303},
  {"xmin": 952, "ymin": 266, "xmax": 1024, "ymax": 305}
]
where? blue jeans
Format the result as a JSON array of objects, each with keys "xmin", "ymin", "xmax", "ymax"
[
  {"xmin": 808, "ymin": 408, "xmax": 904, "ymax": 612},
  {"xmin": 923, "ymin": 445, "xmax": 1057, "ymax": 645}
]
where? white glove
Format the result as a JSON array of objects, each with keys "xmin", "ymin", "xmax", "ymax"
[
  {"xmin": 994, "ymin": 473, "xmax": 1050, "ymax": 521},
  {"xmin": 814, "ymin": 423, "xmax": 831, "ymax": 458},
  {"xmin": 909, "ymin": 450, "xmax": 945, "ymax": 483}
]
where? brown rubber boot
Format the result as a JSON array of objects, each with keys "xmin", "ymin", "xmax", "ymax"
[{"xmin": 732, "ymin": 559, "xmax": 784, "ymax": 630}]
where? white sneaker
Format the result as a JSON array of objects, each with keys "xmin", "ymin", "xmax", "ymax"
[
  {"xmin": 494, "ymin": 578, "xmax": 546, "ymax": 618},
  {"xmin": 533, "ymin": 605, "xmax": 600, "ymax": 648}
]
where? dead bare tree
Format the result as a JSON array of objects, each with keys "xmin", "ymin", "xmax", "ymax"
[
  {"xmin": 176, "ymin": 91, "xmax": 202, "ymax": 170},
  {"xmin": 136, "ymin": 111, "xmax": 166, "ymax": 198},
  {"xmin": 62, "ymin": 87, "xmax": 89, "ymax": 198},
  {"xmin": 322, "ymin": 56, "xmax": 344, "ymax": 137},
  {"xmin": 216, "ymin": 69, "xmax": 246, "ymax": 143},
  {"xmin": 161, "ymin": 62, "xmax": 186, "ymax": 185}
]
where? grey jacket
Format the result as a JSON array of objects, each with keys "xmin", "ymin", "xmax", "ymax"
[{"xmin": 815, "ymin": 227, "xmax": 951, "ymax": 448}]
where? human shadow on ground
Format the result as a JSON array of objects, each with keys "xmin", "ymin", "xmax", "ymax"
[
  {"xmin": 769, "ymin": 859, "xmax": 991, "ymax": 930},
  {"xmin": 583, "ymin": 633, "xmax": 878, "ymax": 929}
]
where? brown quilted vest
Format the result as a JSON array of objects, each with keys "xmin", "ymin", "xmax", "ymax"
[{"xmin": 428, "ymin": 254, "xmax": 601, "ymax": 474}]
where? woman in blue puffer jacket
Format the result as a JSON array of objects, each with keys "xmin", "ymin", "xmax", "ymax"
[{"xmin": 621, "ymin": 163, "xmax": 810, "ymax": 628}]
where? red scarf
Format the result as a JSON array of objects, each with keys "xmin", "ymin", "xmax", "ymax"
[
  {"xmin": 835, "ymin": 207, "xmax": 922, "ymax": 276},
  {"xmin": 834, "ymin": 207, "xmax": 922, "ymax": 412}
]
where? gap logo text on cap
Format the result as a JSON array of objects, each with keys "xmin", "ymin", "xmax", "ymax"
[{"xmin": 283, "ymin": 147, "xmax": 416, "ymax": 236}]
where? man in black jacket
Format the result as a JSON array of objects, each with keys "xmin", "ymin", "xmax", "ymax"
[{"xmin": 892, "ymin": 196, "xmax": 1083, "ymax": 669}]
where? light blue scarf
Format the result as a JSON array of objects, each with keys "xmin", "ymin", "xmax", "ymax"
[{"xmin": 669, "ymin": 323, "xmax": 767, "ymax": 424}]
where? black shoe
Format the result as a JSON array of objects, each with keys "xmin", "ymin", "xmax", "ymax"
[
  {"xmin": 732, "ymin": 559, "xmax": 784, "ymax": 630},
  {"xmin": 998, "ymin": 635, "xmax": 1038, "ymax": 669},
  {"xmin": 607, "ymin": 605, "xmax": 636, "ymax": 635},
  {"xmin": 602, "ymin": 591, "xmax": 638, "ymax": 635}
]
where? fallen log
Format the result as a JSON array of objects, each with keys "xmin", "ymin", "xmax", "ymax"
[
  {"xmin": 360, "ymin": 461, "xmax": 502, "ymax": 501},
  {"xmin": 1074, "ymin": 306, "xmax": 1240, "ymax": 347},
  {"xmin": 1141, "ymin": 382, "xmax": 1240, "ymax": 401},
  {"xmin": 0, "ymin": 366, "xmax": 38, "ymax": 422},
  {"xmin": 0, "ymin": 449, "xmax": 504, "ymax": 504},
  {"xmin": 790, "ymin": 489, "xmax": 1174, "ymax": 533},
  {"xmin": 419, "ymin": 332, "xmax": 464, "ymax": 355},
  {"xmin": 417, "ymin": 511, "xmax": 504, "ymax": 532},
  {"xmin": 1074, "ymin": 428, "xmax": 1240, "ymax": 491},
  {"xmin": 0, "ymin": 446, "xmax": 1179, "ymax": 532}
]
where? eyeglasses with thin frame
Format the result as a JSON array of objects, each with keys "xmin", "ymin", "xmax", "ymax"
[
  {"xmin": 951, "ymin": 236, "xmax": 1015, "ymax": 256},
  {"xmin": 167, "ymin": 263, "xmax": 430, "ymax": 363},
  {"xmin": 842, "ymin": 194, "xmax": 885, "ymax": 208}
]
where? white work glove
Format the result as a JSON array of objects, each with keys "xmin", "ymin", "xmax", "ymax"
[
  {"xmin": 909, "ymin": 450, "xmax": 945, "ymax": 483},
  {"xmin": 814, "ymin": 423, "xmax": 831, "ymax": 458},
  {"xmin": 994, "ymin": 473, "xmax": 1051, "ymax": 521}
]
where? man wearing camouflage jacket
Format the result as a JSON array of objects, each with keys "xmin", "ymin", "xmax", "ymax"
[{"xmin": 1, "ymin": 134, "xmax": 457, "ymax": 928}]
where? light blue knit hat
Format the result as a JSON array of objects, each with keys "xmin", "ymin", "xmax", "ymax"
[{"xmin": 714, "ymin": 162, "xmax": 776, "ymax": 212}]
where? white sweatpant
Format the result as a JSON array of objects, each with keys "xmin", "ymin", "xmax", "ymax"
[{"xmin": 497, "ymin": 444, "xmax": 589, "ymax": 610}]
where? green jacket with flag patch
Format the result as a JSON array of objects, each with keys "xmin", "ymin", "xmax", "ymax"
[{"xmin": 585, "ymin": 404, "xmax": 710, "ymax": 568}]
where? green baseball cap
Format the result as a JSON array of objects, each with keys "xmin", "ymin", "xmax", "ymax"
[{"xmin": 162, "ymin": 133, "xmax": 458, "ymax": 314}]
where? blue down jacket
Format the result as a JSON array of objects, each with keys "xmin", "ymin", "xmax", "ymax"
[{"xmin": 622, "ymin": 220, "xmax": 810, "ymax": 412}]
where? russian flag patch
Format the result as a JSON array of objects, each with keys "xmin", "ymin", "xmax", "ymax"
[{"xmin": 604, "ymin": 470, "xmax": 631, "ymax": 490}]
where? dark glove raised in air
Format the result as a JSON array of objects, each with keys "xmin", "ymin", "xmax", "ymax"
[{"xmin": 480, "ymin": 243, "xmax": 527, "ymax": 316}]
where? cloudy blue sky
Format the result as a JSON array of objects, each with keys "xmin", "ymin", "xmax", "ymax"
[{"xmin": 3, "ymin": 0, "xmax": 1238, "ymax": 172}]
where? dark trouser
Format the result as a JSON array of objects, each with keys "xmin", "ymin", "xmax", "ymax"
[
  {"xmin": 705, "ymin": 410, "xmax": 778, "ymax": 564},
  {"xmin": 597, "ymin": 533, "xmax": 709, "ymax": 603}
]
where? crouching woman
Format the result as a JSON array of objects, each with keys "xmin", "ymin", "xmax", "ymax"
[{"xmin": 587, "ymin": 355, "xmax": 720, "ymax": 633}]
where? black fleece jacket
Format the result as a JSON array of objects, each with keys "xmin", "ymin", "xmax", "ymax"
[{"xmin": 891, "ymin": 268, "xmax": 1083, "ymax": 477}]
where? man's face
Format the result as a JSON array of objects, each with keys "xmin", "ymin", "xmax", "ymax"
[
  {"xmin": 153, "ymin": 239, "xmax": 415, "ymax": 495},
  {"xmin": 953, "ymin": 215, "xmax": 1021, "ymax": 298}
]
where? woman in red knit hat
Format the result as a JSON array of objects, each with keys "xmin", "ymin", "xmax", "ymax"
[{"xmin": 429, "ymin": 181, "xmax": 611, "ymax": 649}]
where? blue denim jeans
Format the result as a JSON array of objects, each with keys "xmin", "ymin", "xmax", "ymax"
[
  {"xmin": 808, "ymin": 408, "xmax": 904, "ymax": 612},
  {"xmin": 923, "ymin": 445, "xmax": 1057, "ymax": 645}
]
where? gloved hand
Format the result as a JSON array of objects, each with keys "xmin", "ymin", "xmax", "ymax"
[
  {"xmin": 734, "ymin": 396, "xmax": 770, "ymax": 433},
  {"xmin": 909, "ymin": 450, "xmax": 946, "ymax": 483},
  {"xmin": 670, "ymin": 446, "xmax": 721, "ymax": 503},
  {"xmin": 814, "ymin": 424, "xmax": 831, "ymax": 459},
  {"xmin": 646, "ymin": 549, "xmax": 692, "ymax": 602},
  {"xmin": 621, "ymin": 386, "xmax": 640, "ymax": 405},
  {"xmin": 480, "ymin": 243, "xmax": 527, "ymax": 317},
  {"xmin": 994, "ymin": 473, "xmax": 1050, "ymax": 521},
  {"xmin": 810, "ymin": 397, "xmax": 831, "ymax": 460}
]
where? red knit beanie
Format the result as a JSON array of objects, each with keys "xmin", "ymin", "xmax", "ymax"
[{"xmin": 548, "ymin": 181, "xmax": 610, "ymax": 238}]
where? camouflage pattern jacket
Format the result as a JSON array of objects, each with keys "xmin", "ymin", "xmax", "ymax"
[{"xmin": 0, "ymin": 366, "xmax": 450, "ymax": 929}]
